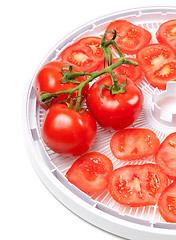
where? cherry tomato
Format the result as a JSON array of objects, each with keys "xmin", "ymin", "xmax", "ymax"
[
  {"xmin": 110, "ymin": 128, "xmax": 160, "ymax": 161},
  {"xmin": 158, "ymin": 181, "xmax": 176, "ymax": 223},
  {"xmin": 108, "ymin": 164, "xmax": 168, "ymax": 207},
  {"xmin": 58, "ymin": 37, "xmax": 104, "ymax": 72},
  {"xmin": 105, "ymin": 20, "xmax": 152, "ymax": 54},
  {"xmin": 87, "ymin": 76, "xmax": 143, "ymax": 130},
  {"xmin": 137, "ymin": 44, "xmax": 176, "ymax": 89},
  {"xmin": 155, "ymin": 132, "xmax": 176, "ymax": 179},
  {"xmin": 66, "ymin": 152, "xmax": 113, "ymax": 194},
  {"xmin": 98, "ymin": 58, "xmax": 142, "ymax": 82},
  {"xmin": 156, "ymin": 20, "xmax": 176, "ymax": 52},
  {"xmin": 41, "ymin": 104, "xmax": 97, "ymax": 156},
  {"xmin": 34, "ymin": 60, "xmax": 88, "ymax": 110}
]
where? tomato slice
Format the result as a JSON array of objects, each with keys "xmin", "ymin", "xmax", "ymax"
[
  {"xmin": 98, "ymin": 57, "xmax": 142, "ymax": 82},
  {"xmin": 137, "ymin": 44, "xmax": 175, "ymax": 73},
  {"xmin": 156, "ymin": 20, "xmax": 176, "ymax": 52},
  {"xmin": 155, "ymin": 132, "xmax": 176, "ymax": 179},
  {"xmin": 145, "ymin": 60, "xmax": 176, "ymax": 89},
  {"xmin": 110, "ymin": 128, "xmax": 160, "ymax": 161},
  {"xmin": 66, "ymin": 152, "xmax": 113, "ymax": 194},
  {"xmin": 108, "ymin": 164, "xmax": 168, "ymax": 207},
  {"xmin": 105, "ymin": 20, "xmax": 152, "ymax": 54},
  {"xmin": 137, "ymin": 44, "xmax": 176, "ymax": 89},
  {"xmin": 158, "ymin": 181, "xmax": 176, "ymax": 223},
  {"xmin": 58, "ymin": 37, "xmax": 104, "ymax": 72}
]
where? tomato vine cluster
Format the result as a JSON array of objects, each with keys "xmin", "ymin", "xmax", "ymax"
[{"xmin": 34, "ymin": 19, "xmax": 176, "ymax": 223}]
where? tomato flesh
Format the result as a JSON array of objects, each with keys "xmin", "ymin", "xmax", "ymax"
[
  {"xmin": 156, "ymin": 20, "xmax": 176, "ymax": 52},
  {"xmin": 110, "ymin": 128, "xmax": 160, "ymax": 161},
  {"xmin": 155, "ymin": 132, "xmax": 176, "ymax": 179},
  {"xmin": 66, "ymin": 152, "xmax": 113, "ymax": 194},
  {"xmin": 58, "ymin": 37, "xmax": 104, "ymax": 72},
  {"xmin": 137, "ymin": 44, "xmax": 175, "ymax": 72},
  {"xmin": 158, "ymin": 181, "xmax": 176, "ymax": 222},
  {"xmin": 105, "ymin": 20, "xmax": 152, "ymax": 54},
  {"xmin": 108, "ymin": 164, "xmax": 168, "ymax": 207},
  {"xmin": 137, "ymin": 44, "xmax": 176, "ymax": 89}
]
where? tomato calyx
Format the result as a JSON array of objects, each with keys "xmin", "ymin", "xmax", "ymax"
[
  {"xmin": 39, "ymin": 31, "xmax": 138, "ymax": 111},
  {"xmin": 99, "ymin": 74, "xmax": 127, "ymax": 98}
]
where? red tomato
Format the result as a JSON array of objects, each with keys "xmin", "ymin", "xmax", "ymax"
[
  {"xmin": 108, "ymin": 164, "xmax": 168, "ymax": 207},
  {"xmin": 87, "ymin": 76, "xmax": 143, "ymax": 130},
  {"xmin": 105, "ymin": 20, "xmax": 152, "ymax": 54},
  {"xmin": 58, "ymin": 37, "xmax": 104, "ymax": 72},
  {"xmin": 158, "ymin": 181, "xmax": 176, "ymax": 223},
  {"xmin": 98, "ymin": 58, "xmax": 142, "ymax": 82},
  {"xmin": 66, "ymin": 152, "xmax": 113, "ymax": 194},
  {"xmin": 34, "ymin": 60, "xmax": 88, "ymax": 109},
  {"xmin": 137, "ymin": 44, "xmax": 176, "ymax": 89},
  {"xmin": 156, "ymin": 20, "xmax": 176, "ymax": 52},
  {"xmin": 42, "ymin": 104, "xmax": 97, "ymax": 156},
  {"xmin": 110, "ymin": 128, "xmax": 160, "ymax": 161},
  {"xmin": 155, "ymin": 132, "xmax": 176, "ymax": 179}
]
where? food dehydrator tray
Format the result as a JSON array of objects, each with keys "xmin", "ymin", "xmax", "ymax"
[{"xmin": 23, "ymin": 6, "xmax": 176, "ymax": 240}]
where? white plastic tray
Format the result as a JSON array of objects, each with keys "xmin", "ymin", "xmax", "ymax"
[{"xmin": 23, "ymin": 6, "xmax": 176, "ymax": 240}]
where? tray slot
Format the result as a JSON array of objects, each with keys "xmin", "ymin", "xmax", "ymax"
[
  {"xmin": 95, "ymin": 202, "xmax": 152, "ymax": 227},
  {"xmin": 53, "ymin": 169, "xmax": 95, "ymax": 206}
]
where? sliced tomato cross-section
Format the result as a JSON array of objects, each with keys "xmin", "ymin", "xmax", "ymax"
[
  {"xmin": 66, "ymin": 152, "xmax": 113, "ymax": 194},
  {"xmin": 58, "ymin": 37, "xmax": 104, "ymax": 72},
  {"xmin": 158, "ymin": 181, "xmax": 176, "ymax": 223},
  {"xmin": 105, "ymin": 20, "xmax": 152, "ymax": 54},
  {"xmin": 156, "ymin": 19, "xmax": 176, "ymax": 52},
  {"xmin": 108, "ymin": 164, "xmax": 168, "ymax": 207},
  {"xmin": 155, "ymin": 132, "xmax": 176, "ymax": 179},
  {"xmin": 137, "ymin": 43, "xmax": 176, "ymax": 89},
  {"xmin": 110, "ymin": 128, "xmax": 160, "ymax": 161}
]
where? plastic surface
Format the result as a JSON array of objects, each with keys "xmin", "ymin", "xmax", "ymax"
[
  {"xmin": 151, "ymin": 82, "xmax": 176, "ymax": 127},
  {"xmin": 23, "ymin": 6, "xmax": 176, "ymax": 240}
]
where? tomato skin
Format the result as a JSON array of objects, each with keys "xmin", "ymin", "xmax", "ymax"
[
  {"xmin": 155, "ymin": 132, "xmax": 176, "ymax": 179},
  {"xmin": 41, "ymin": 104, "xmax": 97, "ymax": 156},
  {"xmin": 58, "ymin": 37, "xmax": 104, "ymax": 72},
  {"xmin": 34, "ymin": 60, "xmax": 88, "ymax": 110},
  {"xmin": 105, "ymin": 20, "xmax": 152, "ymax": 54},
  {"xmin": 110, "ymin": 128, "xmax": 160, "ymax": 161},
  {"xmin": 108, "ymin": 164, "xmax": 168, "ymax": 207},
  {"xmin": 87, "ymin": 76, "xmax": 143, "ymax": 130},
  {"xmin": 156, "ymin": 20, "xmax": 176, "ymax": 52},
  {"xmin": 137, "ymin": 44, "xmax": 176, "ymax": 89},
  {"xmin": 98, "ymin": 58, "xmax": 142, "ymax": 82},
  {"xmin": 66, "ymin": 152, "xmax": 113, "ymax": 194},
  {"xmin": 158, "ymin": 181, "xmax": 176, "ymax": 223}
]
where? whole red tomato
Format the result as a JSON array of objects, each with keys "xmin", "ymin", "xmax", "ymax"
[
  {"xmin": 87, "ymin": 76, "xmax": 143, "ymax": 130},
  {"xmin": 42, "ymin": 104, "xmax": 97, "ymax": 156},
  {"xmin": 34, "ymin": 60, "xmax": 88, "ymax": 109}
]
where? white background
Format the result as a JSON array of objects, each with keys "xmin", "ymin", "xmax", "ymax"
[{"xmin": 1, "ymin": 1, "xmax": 175, "ymax": 240}]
